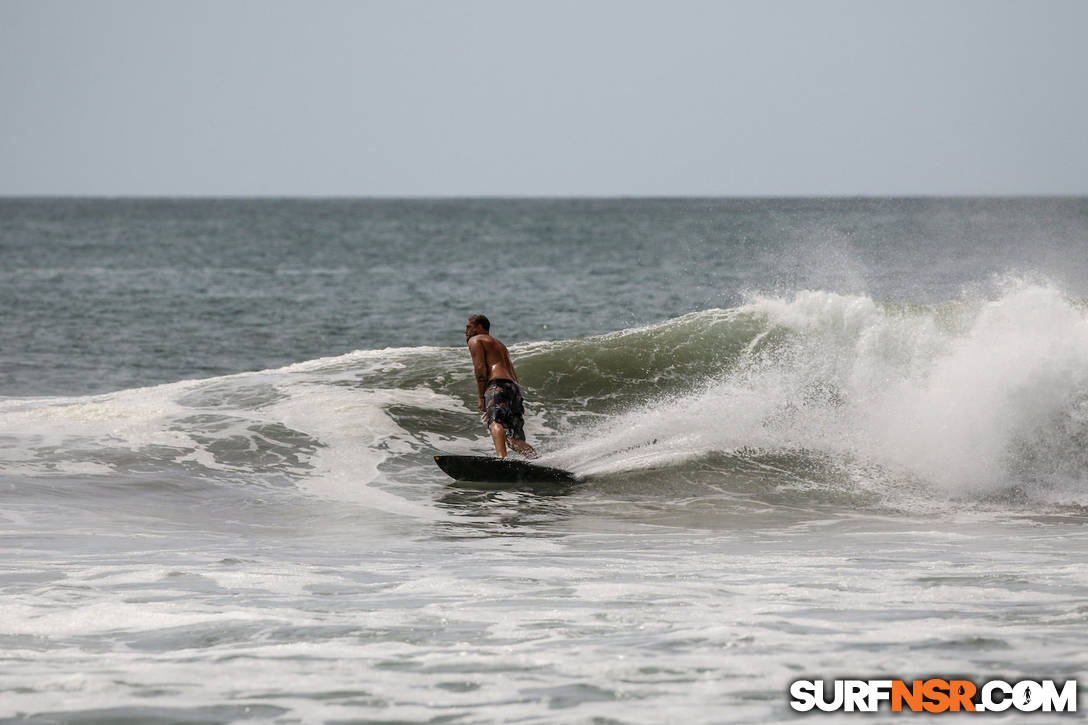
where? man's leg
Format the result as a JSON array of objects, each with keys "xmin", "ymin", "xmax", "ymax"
[{"xmin": 489, "ymin": 421, "xmax": 508, "ymax": 458}]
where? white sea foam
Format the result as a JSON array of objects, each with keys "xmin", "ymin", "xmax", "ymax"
[
  {"xmin": 261, "ymin": 382, "xmax": 458, "ymax": 518},
  {"xmin": 6, "ymin": 282, "xmax": 1088, "ymax": 509},
  {"xmin": 554, "ymin": 281, "xmax": 1088, "ymax": 504},
  {"xmin": 0, "ymin": 348, "xmax": 463, "ymax": 518}
]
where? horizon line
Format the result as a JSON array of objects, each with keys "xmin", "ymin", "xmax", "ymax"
[{"xmin": 2, "ymin": 193, "xmax": 1086, "ymax": 201}]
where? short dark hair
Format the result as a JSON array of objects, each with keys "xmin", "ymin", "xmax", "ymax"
[{"xmin": 467, "ymin": 314, "xmax": 490, "ymax": 332}]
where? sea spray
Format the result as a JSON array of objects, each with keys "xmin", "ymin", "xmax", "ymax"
[
  {"xmin": 5, "ymin": 282, "xmax": 1088, "ymax": 509},
  {"xmin": 549, "ymin": 282, "xmax": 1088, "ymax": 505}
]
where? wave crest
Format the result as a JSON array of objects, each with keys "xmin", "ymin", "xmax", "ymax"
[
  {"xmin": 547, "ymin": 282, "xmax": 1088, "ymax": 505},
  {"xmin": 5, "ymin": 281, "xmax": 1088, "ymax": 510}
]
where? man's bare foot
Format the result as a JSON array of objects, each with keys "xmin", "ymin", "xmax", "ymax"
[{"xmin": 509, "ymin": 440, "xmax": 538, "ymax": 459}]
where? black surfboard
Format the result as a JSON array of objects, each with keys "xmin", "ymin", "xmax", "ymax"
[{"xmin": 434, "ymin": 455, "xmax": 580, "ymax": 484}]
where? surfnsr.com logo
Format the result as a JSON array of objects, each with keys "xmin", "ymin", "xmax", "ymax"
[{"xmin": 789, "ymin": 679, "xmax": 1078, "ymax": 713}]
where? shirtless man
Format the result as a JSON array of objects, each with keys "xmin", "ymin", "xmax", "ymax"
[{"xmin": 465, "ymin": 314, "xmax": 537, "ymax": 459}]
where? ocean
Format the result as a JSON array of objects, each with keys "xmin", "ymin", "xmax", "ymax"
[{"xmin": 2, "ymin": 198, "xmax": 1087, "ymax": 723}]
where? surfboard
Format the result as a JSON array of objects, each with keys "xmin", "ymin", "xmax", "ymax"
[{"xmin": 434, "ymin": 455, "xmax": 580, "ymax": 484}]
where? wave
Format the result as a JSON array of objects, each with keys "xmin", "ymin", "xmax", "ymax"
[
  {"xmin": 543, "ymin": 280, "xmax": 1088, "ymax": 508},
  {"xmin": 3, "ymin": 280, "xmax": 1088, "ymax": 511}
]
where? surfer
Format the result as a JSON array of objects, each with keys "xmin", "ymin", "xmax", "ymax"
[{"xmin": 465, "ymin": 314, "xmax": 537, "ymax": 459}]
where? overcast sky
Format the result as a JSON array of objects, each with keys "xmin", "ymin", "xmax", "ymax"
[{"xmin": 2, "ymin": 0, "xmax": 1086, "ymax": 196}]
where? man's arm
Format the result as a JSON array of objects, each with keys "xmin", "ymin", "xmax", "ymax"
[{"xmin": 467, "ymin": 337, "xmax": 489, "ymax": 410}]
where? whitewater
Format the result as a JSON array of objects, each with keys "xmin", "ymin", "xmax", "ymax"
[
  {"xmin": 4, "ymin": 284, "xmax": 1088, "ymax": 721},
  {"xmin": 2, "ymin": 198, "xmax": 1087, "ymax": 722}
]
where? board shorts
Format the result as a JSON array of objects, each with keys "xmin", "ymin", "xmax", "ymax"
[{"xmin": 484, "ymin": 378, "xmax": 526, "ymax": 441}]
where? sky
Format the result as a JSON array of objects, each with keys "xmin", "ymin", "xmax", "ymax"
[{"xmin": 1, "ymin": 0, "xmax": 1086, "ymax": 196}]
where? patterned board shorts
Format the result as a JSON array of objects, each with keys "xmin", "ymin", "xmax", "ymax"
[{"xmin": 484, "ymin": 378, "xmax": 526, "ymax": 441}]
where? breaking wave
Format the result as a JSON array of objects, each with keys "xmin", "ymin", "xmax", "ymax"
[{"xmin": 3, "ymin": 280, "xmax": 1088, "ymax": 512}]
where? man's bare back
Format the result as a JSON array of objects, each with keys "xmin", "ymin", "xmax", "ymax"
[{"xmin": 464, "ymin": 315, "xmax": 536, "ymax": 459}]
